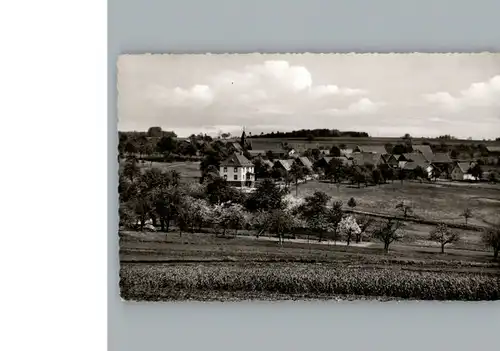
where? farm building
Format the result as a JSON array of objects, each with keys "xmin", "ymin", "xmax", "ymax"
[
  {"xmin": 401, "ymin": 152, "xmax": 429, "ymax": 167},
  {"xmin": 340, "ymin": 148, "xmax": 353, "ymax": 157},
  {"xmin": 294, "ymin": 156, "xmax": 314, "ymax": 172},
  {"xmin": 219, "ymin": 153, "xmax": 255, "ymax": 188},
  {"xmin": 349, "ymin": 152, "xmax": 384, "ymax": 167},
  {"xmin": 246, "ymin": 149, "xmax": 266, "ymax": 159},
  {"xmin": 273, "ymin": 159, "xmax": 293, "ymax": 172},
  {"xmin": 352, "ymin": 145, "xmax": 387, "ymax": 154},
  {"xmin": 431, "ymin": 152, "xmax": 454, "ymax": 173},
  {"xmin": 386, "ymin": 154, "xmax": 402, "ymax": 168},
  {"xmin": 486, "ymin": 146, "xmax": 500, "ymax": 156},
  {"xmin": 266, "ymin": 148, "xmax": 289, "ymax": 159},
  {"xmin": 316, "ymin": 156, "xmax": 352, "ymax": 169},
  {"xmin": 401, "ymin": 161, "xmax": 434, "ymax": 178},
  {"xmin": 450, "ymin": 161, "xmax": 479, "ymax": 181},
  {"xmin": 412, "ymin": 144, "xmax": 434, "ymax": 162},
  {"xmin": 228, "ymin": 142, "xmax": 243, "ymax": 153}
]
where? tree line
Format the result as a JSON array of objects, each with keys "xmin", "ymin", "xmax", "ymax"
[{"xmin": 119, "ymin": 157, "xmax": 500, "ymax": 259}]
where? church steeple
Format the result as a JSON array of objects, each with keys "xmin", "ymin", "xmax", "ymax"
[{"xmin": 240, "ymin": 126, "xmax": 246, "ymax": 148}]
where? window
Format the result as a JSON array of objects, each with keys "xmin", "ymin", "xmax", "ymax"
[
  {"xmin": 234, "ymin": 175, "xmax": 237, "ymax": 180},
  {"xmin": 234, "ymin": 167, "xmax": 238, "ymax": 172},
  {"xmin": 243, "ymin": 174, "xmax": 246, "ymax": 180},
  {"xmin": 224, "ymin": 175, "xmax": 227, "ymax": 180},
  {"xmin": 223, "ymin": 167, "xmax": 227, "ymax": 173}
]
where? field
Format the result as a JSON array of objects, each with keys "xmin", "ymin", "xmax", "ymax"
[
  {"xmin": 120, "ymin": 231, "xmax": 500, "ymax": 301},
  {"xmin": 249, "ymin": 136, "xmax": 500, "ymax": 151},
  {"xmin": 297, "ymin": 180, "xmax": 500, "ymax": 226},
  {"xmin": 119, "ymin": 159, "xmax": 500, "ymax": 301}
]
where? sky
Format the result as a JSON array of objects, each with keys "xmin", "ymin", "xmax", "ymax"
[{"xmin": 117, "ymin": 53, "xmax": 500, "ymax": 139}]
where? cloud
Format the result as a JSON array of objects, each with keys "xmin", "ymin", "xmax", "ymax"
[
  {"xmin": 424, "ymin": 75, "xmax": 500, "ymax": 111},
  {"xmin": 317, "ymin": 98, "xmax": 385, "ymax": 116},
  {"xmin": 150, "ymin": 60, "xmax": 369, "ymax": 113}
]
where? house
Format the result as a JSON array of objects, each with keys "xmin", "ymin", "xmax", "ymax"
[
  {"xmin": 349, "ymin": 152, "xmax": 383, "ymax": 167},
  {"xmin": 228, "ymin": 142, "xmax": 243, "ymax": 153},
  {"xmin": 450, "ymin": 161, "xmax": 478, "ymax": 181},
  {"xmin": 431, "ymin": 152, "xmax": 454, "ymax": 174},
  {"xmin": 219, "ymin": 153, "xmax": 255, "ymax": 187},
  {"xmin": 486, "ymin": 146, "xmax": 500, "ymax": 156},
  {"xmin": 273, "ymin": 159, "xmax": 293, "ymax": 172},
  {"xmin": 340, "ymin": 148, "xmax": 353, "ymax": 156},
  {"xmin": 485, "ymin": 146, "xmax": 500, "ymax": 165},
  {"xmin": 402, "ymin": 152, "xmax": 428, "ymax": 165},
  {"xmin": 316, "ymin": 156, "xmax": 352, "ymax": 170},
  {"xmin": 352, "ymin": 145, "xmax": 387, "ymax": 154},
  {"xmin": 386, "ymin": 154, "xmax": 402, "ymax": 168},
  {"xmin": 401, "ymin": 161, "xmax": 434, "ymax": 178},
  {"xmin": 266, "ymin": 148, "xmax": 288, "ymax": 159},
  {"xmin": 294, "ymin": 156, "xmax": 314, "ymax": 172},
  {"xmin": 412, "ymin": 144, "xmax": 434, "ymax": 162},
  {"xmin": 319, "ymin": 149, "xmax": 331, "ymax": 156}
]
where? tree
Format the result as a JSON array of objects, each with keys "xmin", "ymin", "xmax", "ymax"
[
  {"xmin": 289, "ymin": 162, "xmax": 305, "ymax": 196},
  {"xmin": 372, "ymin": 218, "xmax": 405, "ymax": 253},
  {"xmin": 123, "ymin": 157, "xmax": 140, "ymax": 182},
  {"xmin": 213, "ymin": 203, "xmax": 246, "ymax": 237},
  {"xmin": 481, "ymin": 226, "xmax": 500, "ymax": 261},
  {"xmin": 338, "ymin": 215, "xmax": 361, "ymax": 246},
  {"xmin": 430, "ymin": 167, "xmax": 441, "ymax": 182},
  {"xmin": 469, "ymin": 163, "xmax": 483, "ymax": 181},
  {"xmin": 429, "ymin": 223, "xmax": 460, "ymax": 253},
  {"xmin": 246, "ymin": 178, "xmax": 288, "ymax": 212},
  {"xmin": 147, "ymin": 126, "xmax": 163, "ymax": 137},
  {"xmin": 156, "ymin": 135, "xmax": 177, "ymax": 154},
  {"xmin": 379, "ymin": 164, "xmax": 395, "ymax": 184},
  {"xmin": 330, "ymin": 146, "xmax": 341, "ymax": 157},
  {"xmin": 460, "ymin": 207, "xmax": 472, "ymax": 226},
  {"xmin": 326, "ymin": 158, "xmax": 345, "ymax": 191},
  {"xmin": 268, "ymin": 209, "xmax": 299, "ymax": 245},
  {"xmin": 488, "ymin": 171, "xmax": 498, "ymax": 183},
  {"xmin": 355, "ymin": 215, "xmax": 374, "ymax": 243},
  {"xmin": 327, "ymin": 201, "xmax": 344, "ymax": 244},
  {"xmin": 299, "ymin": 191, "xmax": 331, "ymax": 242},
  {"xmin": 413, "ymin": 166, "xmax": 427, "ymax": 183},
  {"xmin": 372, "ymin": 168, "xmax": 383, "ymax": 185},
  {"xmin": 347, "ymin": 197, "xmax": 357, "ymax": 209},
  {"xmin": 396, "ymin": 201, "xmax": 413, "ymax": 219},
  {"xmin": 396, "ymin": 166, "xmax": 406, "ymax": 183}
]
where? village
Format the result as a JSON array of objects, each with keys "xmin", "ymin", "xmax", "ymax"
[{"xmin": 212, "ymin": 129, "xmax": 499, "ymax": 192}]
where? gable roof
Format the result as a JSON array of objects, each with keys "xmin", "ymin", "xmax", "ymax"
[
  {"xmin": 432, "ymin": 152, "xmax": 453, "ymax": 163},
  {"xmin": 403, "ymin": 161, "xmax": 432, "ymax": 171},
  {"xmin": 274, "ymin": 159, "xmax": 292, "ymax": 171},
  {"xmin": 230, "ymin": 142, "xmax": 243, "ymax": 151},
  {"xmin": 220, "ymin": 153, "xmax": 253, "ymax": 167},
  {"xmin": 247, "ymin": 149, "xmax": 266, "ymax": 156},
  {"xmin": 353, "ymin": 145, "xmax": 387, "ymax": 154},
  {"xmin": 296, "ymin": 156, "xmax": 314, "ymax": 170},
  {"xmin": 486, "ymin": 146, "xmax": 500, "ymax": 153},
  {"xmin": 340, "ymin": 148, "xmax": 353, "ymax": 156},
  {"xmin": 381, "ymin": 154, "xmax": 392, "ymax": 163},
  {"xmin": 412, "ymin": 144, "xmax": 434, "ymax": 161},
  {"xmin": 453, "ymin": 162, "xmax": 473, "ymax": 174},
  {"xmin": 403, "ymin": 152, "xmax": 428, "ymax": 165},
  {"xmin": 350, "ymin": 152, "xmax": 382, "ymax": 166}
]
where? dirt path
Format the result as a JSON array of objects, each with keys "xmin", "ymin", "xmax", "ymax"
[{"xmin": 236, "ymin": 234, "xmax": 373, "ymax": 247}]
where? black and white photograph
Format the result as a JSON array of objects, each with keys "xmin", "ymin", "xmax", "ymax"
[{"xmin": 117, "ymin": 53, "xmax": 500, "ymax": 302}]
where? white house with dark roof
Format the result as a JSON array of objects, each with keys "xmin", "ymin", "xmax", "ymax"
[{"xmin": 219, "ymin": 153, "xmax": 255, "ymax": 187}]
